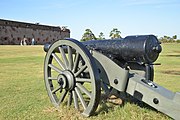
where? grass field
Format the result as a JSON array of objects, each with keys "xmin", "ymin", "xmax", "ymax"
[{"xmin": 0, "ymin": 43, "xmax": 179, "ymax": 120}]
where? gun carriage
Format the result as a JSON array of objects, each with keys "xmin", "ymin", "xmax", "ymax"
[{"xmin": 44, "ymin": 35, "xmax": 180, "ymax": 119}]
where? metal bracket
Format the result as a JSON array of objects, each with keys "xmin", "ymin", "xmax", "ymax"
[{"xmin": 92, "ymin": 51, "xmax": 129, "ymax": 92}]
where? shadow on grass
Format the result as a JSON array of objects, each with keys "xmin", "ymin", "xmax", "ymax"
[
  {"xmin": 95, "ymin": 92, "xmax": 157, "ymax": 115},
  {"xmin": 165, "ymin": 55, "xmax": 180, "ymax": 57},
  {"xmin": 161, "ymin": 70, "xmax": 180, "ymax": 75},
  {"xmin": 123, "ymin": 93, "xmax": 156, "ymax": 111}
]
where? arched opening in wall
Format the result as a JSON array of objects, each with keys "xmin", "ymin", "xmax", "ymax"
[
  {"xmin": 17, "ymin": 37, "xmax": 21, "ymax": 41},
  {"xmin": 4, "ymin": 37, "xmax": 8, "ymax": 40},
  {"xmin": 3, "ymin": 37, "xmax": 10, "ymax": 44},
  {"xmin": 37, "ymin": 38, "xmax": 40, "ymax": 41}
]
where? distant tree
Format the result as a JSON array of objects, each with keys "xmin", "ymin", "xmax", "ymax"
[
  {"xmin": 81, "ymin": 29, "xmax": 96, "ymax": 41},
  {"xmin": 109, "ymin": 28, "xmax": 121, "ymax": 39},
  {"xmin": 164, "ymin": 35, "xmax": 171, "ymax": 40},
  {"xmin": 172, "ymin": 35, "xmax": 177, "ymax": 39},
  {"xmin": 97, "ymin": 32, "xmax": 105, "ymax": 40}
]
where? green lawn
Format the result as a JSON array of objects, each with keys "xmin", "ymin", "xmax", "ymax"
[{"xmin": 0, "ymin": 43, "xmax": 179, "ymax": 120}]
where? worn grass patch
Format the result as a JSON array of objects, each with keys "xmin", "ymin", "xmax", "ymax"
[{"xmin": 0, "ymin": 43, "xmax": 179, "ymax": 120}]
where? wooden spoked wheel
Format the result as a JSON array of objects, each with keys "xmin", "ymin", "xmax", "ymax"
[{"xmin": 44, "ymin": 39, "xmax": 101, "ymax": 116}]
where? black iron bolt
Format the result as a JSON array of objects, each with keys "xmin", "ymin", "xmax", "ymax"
[
  {"xmin": 114, "ymin": 79, "xmax": 118, "ymax": 84},
  {"xmin": 153, "ymin": 98, "xmax": 159, "ymax": 104}
]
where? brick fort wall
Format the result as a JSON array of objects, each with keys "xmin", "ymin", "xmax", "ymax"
[{"xmin": 0, "ymin": 19, "xmax": 70, "ymax": 45}]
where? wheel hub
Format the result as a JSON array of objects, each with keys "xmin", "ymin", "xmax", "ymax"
[{"xmin": 57, "ymin": 70, "xmax": 75, "ymax": 91}]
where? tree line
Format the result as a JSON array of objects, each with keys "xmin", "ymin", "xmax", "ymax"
[
  {"xmin": 159, "ymin": 35, "xmax": 180, "ymax": 43},
  {"xmin": 80, "ymin": 28, "xmax": 180, "ymax": 43},
  {"xmin": 81, "ymin": 28, "xmax": 121, "ymax": 41}
]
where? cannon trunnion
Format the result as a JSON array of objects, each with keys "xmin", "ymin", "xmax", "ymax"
[{"xmin": 43, "ymin": 35, "xmax": 180, "ymax": 119}]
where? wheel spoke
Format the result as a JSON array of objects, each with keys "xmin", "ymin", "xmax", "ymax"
[
  {"xmin": 52, "ymin": 53, "xmax": 66, "ymax": 70},
  {"xmin": 48, "ymin": 64, "xmax": 62, "ymax": 73},
  {"xmin": 59, "ymin": 46, "xmax": 69, "ymax": 69},
  {"xmin": 74, "ymin": 65, "xmax": 87, "ymax": 77},
  {"xmin": 76, "ymin": 83, "xmax": 91, "ymax": 98},
  {"xmin": 52, "ymin": 86, "xmax": 61, "ymax": 94},
  {"xmin": 72, "ymin": 90, "xmax": 79, "ymax": 109},
  {"xmin": 76, "ymin": 78, "xmax": 91, "ymax": 83},
  {"xmin": 72, "ymin": 53, "xmax": 80, "ymax": 73},
  {"xmin": 48, "ymin": 77, "xmax": 57, "ymax": 80},
  {"xmin": 75, "ymin": 87, "xmax": 87, "ymax": 109},
  {"xmin": 58, "ymin": 90, "xmax": 68, "ymax": 105},
  {"xmin": 67, "ymin": 91, "xmax": 72, "ymax": 106},
  {"xmin": 68, "ymin": 46, "xmax": 73, "ymax": 70}
]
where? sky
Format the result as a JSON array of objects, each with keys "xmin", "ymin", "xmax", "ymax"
[{"xmin": 1, "ymin": 0, "xmax": 180, "ymax": 40}]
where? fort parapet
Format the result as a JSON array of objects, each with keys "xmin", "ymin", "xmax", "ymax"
[{"xmin": 0, "ymin": 19, "xmax": 70, "ymax": 45}]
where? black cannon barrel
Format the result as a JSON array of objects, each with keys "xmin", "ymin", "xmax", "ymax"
[
  {"xmin": 44, "ymin": 35, "xmax": 162, "ymax": 64},
  {"xmin": 83, "ymin": 35, "xmax": 162, "ymax": 64}
]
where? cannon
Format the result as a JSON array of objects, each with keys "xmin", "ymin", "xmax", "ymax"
[{"xmin": 43, "ymin": 35, "xmax": 180, "ymax": 119}]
